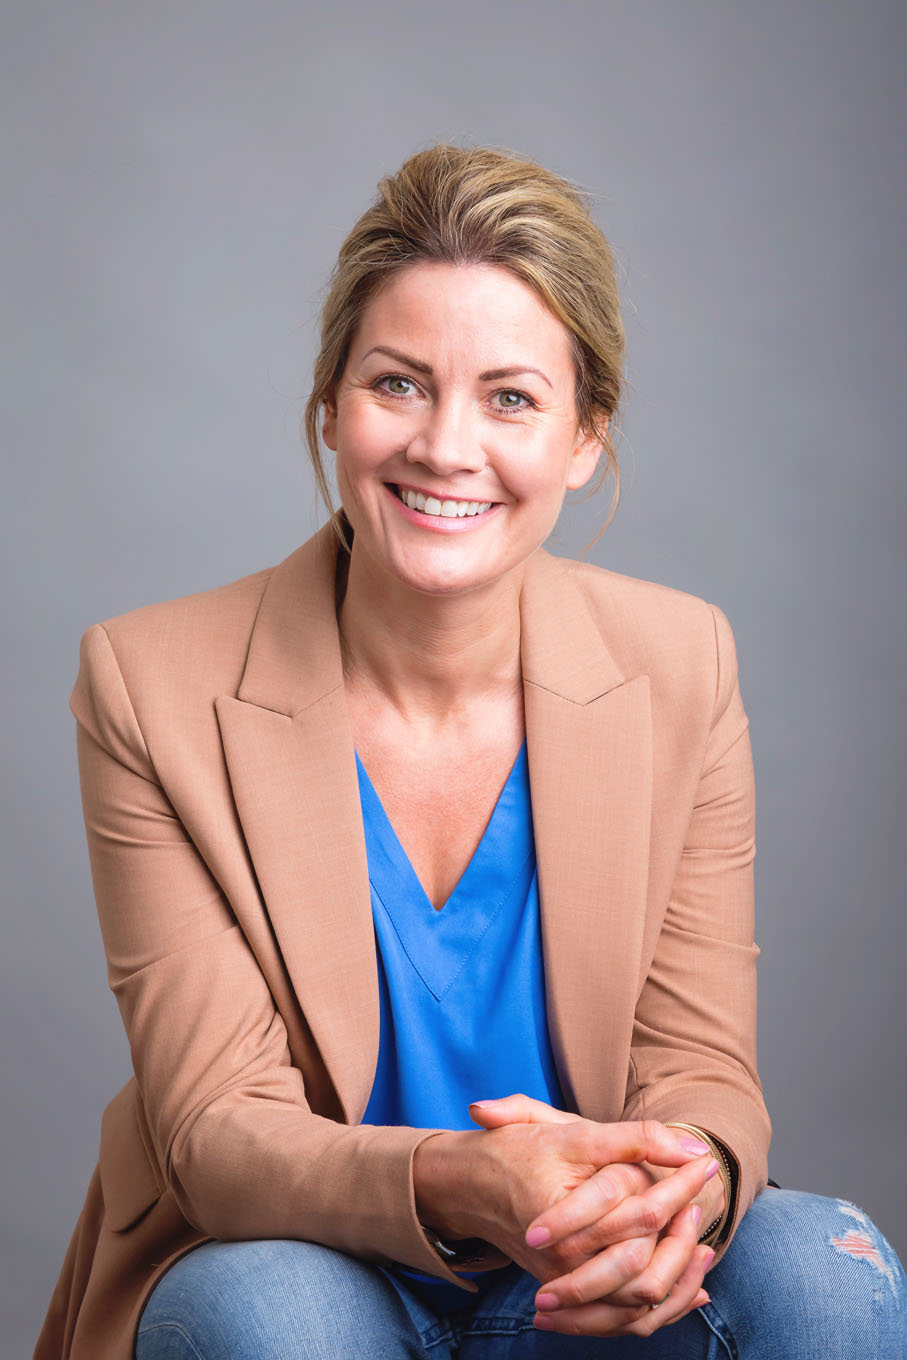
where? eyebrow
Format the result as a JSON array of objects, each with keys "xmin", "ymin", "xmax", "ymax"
[{"xmin": 360, "ymin": 345, "xmax": 553, "ymax": 390}]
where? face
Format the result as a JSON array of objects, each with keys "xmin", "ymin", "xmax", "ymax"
[{"xmin": 321, "ymin": 260, "xmax": 604, "ymax": 600}]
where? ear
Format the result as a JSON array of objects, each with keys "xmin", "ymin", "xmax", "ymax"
[
  {"xmin": 321, "ymin": 389, "xmax": 338, "ymax": 452},
  {"xmin": 565, "ymin": 414, "xmax": 607, "ymax": 491}
]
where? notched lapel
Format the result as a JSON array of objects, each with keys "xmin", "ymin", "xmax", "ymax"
[{"xmin": 521, "ymin": 552, "xmax": 653, "ymax": 1122}]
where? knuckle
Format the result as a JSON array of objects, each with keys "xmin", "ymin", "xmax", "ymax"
[
  {"xmin": 623, "ymin": 1237, "xmax": 651, "ymax": 1274},
  {"xmin": 566, "ymin": 1224, "xmax": 605, "ymax": 1258},
  {"xmin": 635, "ymin": 1275, "xmax": 667, "ymax": 1307},
  {"xmin": 639, "ymin": 1201, "xmax": 666, "ymax": 1234},
  {"xmin": 619, "ymin": 1305, "xmax": 652, "ymax": 1336},
  {"xmin": 593, "ymin": 1173, "xmax": 619, "ymax": 1207},
  {"xmin": 560, "ymin": 1277, "xmax": 588, "ymax": 1308},
  {"xmin": 547, "ymin": 1242, "xmax": 573, "ymax": 1273},
  {"xmin": 641, "ymin": 1118, "xmax": 663, "ymax": 1147}
]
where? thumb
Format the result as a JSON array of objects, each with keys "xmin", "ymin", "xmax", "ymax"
[{"xmin": 468, "ymin": 1094, "xmax": 581, "ymax": 1129}]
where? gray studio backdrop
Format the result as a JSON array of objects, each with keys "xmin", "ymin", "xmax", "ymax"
[{"xmin": 4, "ymin": 1, "xmax": 905, "ymax": 1350}]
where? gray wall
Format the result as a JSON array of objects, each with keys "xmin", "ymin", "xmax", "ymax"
[{"xmin": 5, "ymin": 1, "xmax": 905, "ymax": 1350}]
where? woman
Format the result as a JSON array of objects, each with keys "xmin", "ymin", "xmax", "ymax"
[{"xmin": 36, "ymin": 144, "xmax": 904, "ymax": 1358}]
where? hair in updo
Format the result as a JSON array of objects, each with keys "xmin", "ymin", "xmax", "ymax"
[{"xmin": 303, "ymin": 142, "xmax": 625, "ymax": 550}]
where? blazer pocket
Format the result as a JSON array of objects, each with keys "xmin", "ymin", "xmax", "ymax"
[{"xmin": 99, "ymin": 1076, "xmax": 164, "ymax": 1232}]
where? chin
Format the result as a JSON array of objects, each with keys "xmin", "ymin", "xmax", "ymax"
[
  {"xmin": 397, "ymin": 566, "xmax": 488, "ymax": 598},
  {"xmin": 379, "ymin": 548, "xmax": 493, "ymax": 598}
]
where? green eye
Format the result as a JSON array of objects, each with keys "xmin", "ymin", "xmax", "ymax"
[{"xmin": 495, "ymin": 389, "xmax": 532, "ymax": 412}]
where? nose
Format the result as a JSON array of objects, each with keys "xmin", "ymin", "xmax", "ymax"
[{"xmin": 403, "ymin": 395, "xmax": 487, "ymax": 476}]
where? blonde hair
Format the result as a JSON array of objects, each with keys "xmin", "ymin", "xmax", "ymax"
[{"xmin": 303, "ymin": 142, "xmax": 625, "ymax": 551}]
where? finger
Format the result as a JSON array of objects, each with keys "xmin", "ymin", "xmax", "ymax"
[
  {"xmin": 533, "ymin": 1245, "xmax": 713, "ymax": 1339},
  {"xmin": 533, "ymin": 1294, "xmax": 656, "ymax": 1337},
  {"xmin": 613, "ymin": 1153, "xmax": 715, "ymax": 1243},
  {"xmin": 534, "ymin": 1230, "xmax": 659, "ymax": 1311},
  {"xmin": 625, "ymin": 1246, "xmax": 715, "ymax": 1337},
  {"xmin": 536, "ymin": 1202, "xmax": 699, "ymax": 1311},
  {"xmin": 597, "ymin": 1154, "xmax": 718, "ymax": 1244},
  {"xmin": 469, "ymin": 1108, "xmax": 709, "ymax": 1170},
  {"xmin": 523, "ymin": 1163, "xmax": 651, "ymax": 1248},
  {"xmin": 529, "ymin": 1151, "xmax": 717, "ymax": 1251},
  {"xmin": 601, "ymin": 1202, "xmax": 703, "ymax": 1308},
  {"xmin": 580, "ymin": 1119, "xmax": 711, "ymax": 1172},
  {"xmin": 468, "ymin": 1095, "xmax": 581, "ymax": 1129}
]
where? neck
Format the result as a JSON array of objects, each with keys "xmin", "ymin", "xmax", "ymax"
[{"xmin": 336, "ymin": 545, "xmax": 524, "ymax": 724}]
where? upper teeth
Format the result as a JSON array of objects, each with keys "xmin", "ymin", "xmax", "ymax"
[{"xmin": 398, "ymin": 487, "xmax": 493, "ymax": 518}]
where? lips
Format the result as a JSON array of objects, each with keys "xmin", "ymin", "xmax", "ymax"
[{"xmin": 391, "ymin": 484, "xmax": 495, "ymax": 518}]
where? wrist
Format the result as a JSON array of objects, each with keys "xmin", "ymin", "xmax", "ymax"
[
  {"xmin": 639, "ymin": 1155, "xmax": 725, "ymax": 1232},
  {"xmin": 663, "ymin": 1122, "xmax": 735, "ymax": 1247},
  {"xmin": 412, "ymin": 1130, "xmax": 485, "ymax": 1240},
  {"xmin": 413, "ymin": 1131, "xmax": 511, "ymax": 1271},
  {"xmin": 691, "ymin": 1164, "xmax": 726, "ymax": 1230}
]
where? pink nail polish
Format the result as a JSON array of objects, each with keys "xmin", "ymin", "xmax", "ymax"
[
  {"xmin": 705, "ymin": 1158, "xmax": 719, "ymax": 1179},
  {"xmin": 526, "ymin": 1225, "xmax": 551, "ymax": 1248},
  {"xmin": 679, "ymin": 1136, "xmax": 709, "ymax": 1154},
  {"xmin": 535, "ymin": 1292, "xmax": 560, "ymax": 1311},
  {"xmin": 534, "ymin": 1314, "xmax": 555, "ymax": 1330},
  {"xmin": 691, "ymin": 1204, "xmax": 702, "ymax": 1227}
]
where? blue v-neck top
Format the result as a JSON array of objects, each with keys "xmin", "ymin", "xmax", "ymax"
[{"xmin": 355, "ymin": 738, "xmax": 564, "ymax": 1310}]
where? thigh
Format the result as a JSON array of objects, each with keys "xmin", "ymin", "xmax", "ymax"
[
  {"xmin": 700, "ymin": 1187, "xmax": 907, "ymax": 1359},
  {"xmin": 134, "ymin": 1239, "xmax": 433, "ymax": 1360},
  {"xmin": 453, "ymin": 1189, "xmax": 907, "ymax": 1359}
]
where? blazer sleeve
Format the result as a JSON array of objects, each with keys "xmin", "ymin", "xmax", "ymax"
[
  {"xmin": 620, "ymin": 603, "xmax": 771, "ymax": 1259},
  {"xmin": 71, "ymin": 621, "xmax": 466, "ymax": 1288}
]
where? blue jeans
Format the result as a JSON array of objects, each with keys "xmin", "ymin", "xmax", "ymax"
[{"xmin": 135, "ymin": 1188, "xmax": 906, "ymax": 1358}]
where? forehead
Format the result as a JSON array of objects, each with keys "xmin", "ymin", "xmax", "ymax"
[{"xmin": 351, "ymin": 261, "xmax": 575, "ymax": 372}]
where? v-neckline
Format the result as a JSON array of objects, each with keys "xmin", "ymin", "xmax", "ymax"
[
  {"xmin": 354, "ymin": 737, "xmax": 529, "ymax": 914},
  {"xmin": 354, "ymin": 737, "xmax": 534, "ymax": 1000}
]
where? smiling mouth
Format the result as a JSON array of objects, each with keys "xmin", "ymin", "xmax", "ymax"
[{"xmin": 390, "ymin": 484, "xmax": 495, "ymax": 518}]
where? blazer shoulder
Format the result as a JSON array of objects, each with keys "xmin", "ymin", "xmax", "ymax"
[
  {"xmin": 557, "ymin": 554, "xmax": 732, "ymax": 641},
  {"xmin": 99, "ymin": 563, "xmax": 275, "ymax": 641},
  {"xmin": 72, "ymin": 564, "xmax": 278, "ymax": 734},
  {"xmin": 545, "ymin": 554, "xmax": 743, "ymax": 714},
  {"xmin": 88, "ymin": 564, "xmax": 273, "ymax": 659}
]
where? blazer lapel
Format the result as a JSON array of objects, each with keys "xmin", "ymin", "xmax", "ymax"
[
  {"xmin": 215, "ymin": 524, "xmax": 379, "ymax": 1123},
  {"xmin": 520, "ymin": 552, "xmax": 653, "ymax": 1122}
]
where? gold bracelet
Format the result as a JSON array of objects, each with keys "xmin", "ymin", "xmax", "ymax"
[{"xmin": 663, "ymin": 1122, "xmax": 734, "ymax": 1247}]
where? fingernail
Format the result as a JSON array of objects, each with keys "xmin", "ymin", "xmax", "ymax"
[
  {"xmin": 705, "ymin": 1158, "xmax": 719, "ymax": 1179},
  {"xmin": 526, "ymin": 1225, "xmax": 551, "ymax": 1247},
  {"xmin": 468, "ymin": 1100, "xmax": 495, "ymax": 1107},
  {"xmin": 703, "ymin": 1247, "xmax": 716, "ymax": 1265},
  {"xmin": 679, "ymin": 1136, "xmax": 710, "ymax": 1154},
  {"xmin": 535, "ymin": 1292, "xmax": 560, "ymax": 1311},
  {"xmin": 533, "ymin": 1314, "xmax": 555, "ymax": 1330},
  {"xmin": 691, "ymin": 1204, "xmax": 702, "ymax": 1227}
]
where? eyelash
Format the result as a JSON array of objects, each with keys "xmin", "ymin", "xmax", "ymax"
[{"xmin": 373, "ymin": 373, "xmax": 536, "ymax": 415}]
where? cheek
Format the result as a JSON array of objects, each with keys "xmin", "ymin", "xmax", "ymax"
[
  {"xmin": 505, "ymin": 440, "xmax": 575, "ymax": 502},
  {"xmin": 337, "ymin": 402, "xmax": 408, "ymax": 470}
]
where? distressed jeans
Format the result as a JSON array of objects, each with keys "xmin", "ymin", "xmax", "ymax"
[{"xmin": 135, "ymin": 1188, "xmax": 906, "ymax": 1358}]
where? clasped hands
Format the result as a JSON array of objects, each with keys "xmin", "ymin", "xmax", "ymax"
[{"xmin": 412, "ymin": 1094, "xmax": 723, "ymax": 1339}]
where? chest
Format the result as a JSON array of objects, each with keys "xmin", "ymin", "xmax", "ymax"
[{"xmin": 347, "ymin": 700, "xmax": 526, "ymax": 912}]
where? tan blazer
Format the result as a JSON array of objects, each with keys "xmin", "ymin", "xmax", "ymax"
[{"xmin": 35, "ymin": 522, "xmax": 770, "ymax": 1360}]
